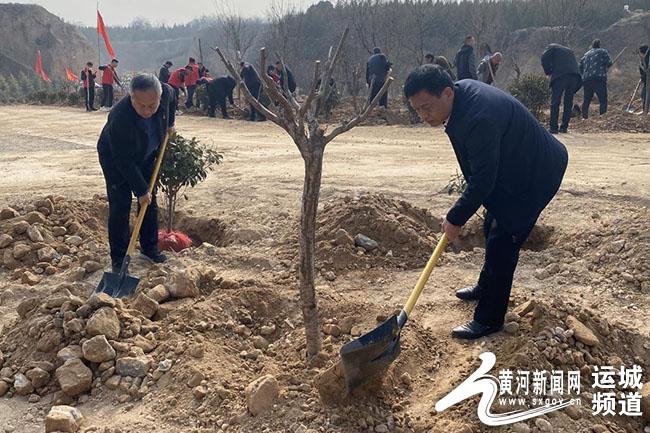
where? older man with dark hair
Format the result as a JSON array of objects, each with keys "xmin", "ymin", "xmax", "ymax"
[
  {"xmin": 97, "ymin": 73, "xmax": 175, "ymax": 273},
  {"xmin": 404, "ymin": 65, "xmax": 568, "ymax": 339}
]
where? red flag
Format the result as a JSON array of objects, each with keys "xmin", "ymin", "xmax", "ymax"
[
  {"xmin": 97, "ymin": 10, "xmax": 115, "ymax": 58},
  {"xmin": 34, "ymin": 50, "xmax": 51, "ymax": 82},
  {"xmin": 65, "ymin": 68, "xmax": 79, "ymax": 82}
]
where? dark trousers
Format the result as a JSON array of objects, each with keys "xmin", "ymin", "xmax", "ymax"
[
  {"xmin": 473, "ymin": 213, "xmax": 531, "ymax": 327},
  {"xmin": 248, "ymin": 85, "xmax": 266, "ymax": 121},
  {"xmin": 550, "ymin": 75, "xmax": 580, "ymax": 131},
  {"xmin": 185, "ymin": 85, "xmax": 196, "ymax": 108},
  {"xmin": 370, "ymin": 81, "xmax": 388, "ymax": 108},
  {"xmin": 208, "ymin": 95, "xmax": 229, "ymax": 118},
  {"xmin": 642, "ymin": 84, "xmax": 647, "ymax": 110},
  {"xmin": 101, "ymin": 159, "xmax": 159, "ymax": 265},
  {"xmin": 582, "ymin": 79, "xmax": 607, "ymax": 118},
  {"xmin": 101, "ymin": 84, "xmax": 114, "ymax": 107},
  {"xmin": 171, "ymin": 86, "xmax": 180, "ymax": 112},
  {"xmin": 84, "ymin": 86, "xmax": 95, "ymax": 110}
]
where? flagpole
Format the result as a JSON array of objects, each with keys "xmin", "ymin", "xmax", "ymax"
[{"xmin": 97, "ymin": 1, "xmax": 101, "ymax": 68}]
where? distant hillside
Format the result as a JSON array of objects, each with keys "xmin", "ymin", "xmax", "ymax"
[{"xmin": 0, "ymin": 3, "xmax": 96, "ymax": 80}]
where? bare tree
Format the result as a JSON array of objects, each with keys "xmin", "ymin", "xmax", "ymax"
[
  {"xmin": 541, "ymin": 0, "xmax": 589, "ymax": 45},
  {"xmin": 215, "ymin": 28, "xmax": 392, "ymax": 357},
  {"xmin": 267, "ymin": 0, "xmax": 305, "ymax": 68},
  {"xmin": 214, "ymin": 0, "xmax": 258, "ymax": 61}
]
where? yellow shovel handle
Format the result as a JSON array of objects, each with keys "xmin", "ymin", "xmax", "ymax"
[
  {"xmin": 126, "ymin": 131, "xmax": 171, "ymax": 256},
  {"xmin": 403, "ymin": 233, "xmax": 448, "ymax": 317}
]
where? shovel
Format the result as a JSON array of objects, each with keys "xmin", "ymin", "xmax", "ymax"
[
  {"xmin": 96, "ymin": 132, "xmax": 171, "ymax": 298},
  {"xmin": 623, "ymin": 79, "xmax": 642, "ymax": 113},
  {"xmin": 340, "ymin": 233, "xmax": 448, "ymax": 391}
]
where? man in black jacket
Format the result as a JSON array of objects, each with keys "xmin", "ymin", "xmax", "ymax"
[
  {"xmin": 97, "ymin": 73, "xmax": 175, "ymax": 273},
  {"xmin": 455, "ymin": 36, "xmax": 477, "ymax": 80},
  {"xmin": 542, "ymin": 43, "xmax": 582, "ymax": 133},
  {"xmin": 275, "ymin": 61, "xmax": 297, "ymax": 94},
  {"xmin": 639, "ymin": 45, "xmax": 649, "ymax": 112},
  {"xmin": 240, "ymin": 61, "xmax": 266, "ymax": 121},
  {"xmin": 80, "ymin": 62, "xmax": 97, "ymax": 111},
  {"xmin": 206, "ymin": 75, "xmax": 236, "ymax": 118},
  {"xmin": 366, "ymin": 48, "xmax": 392, "ymax": 108},
  {"xmin": 405, "ymin": 65, "xmax": 568, "ymax": 339},
  {"xmin": 158, "ymin": 61, "xmax": 172, "ymax": 84}
]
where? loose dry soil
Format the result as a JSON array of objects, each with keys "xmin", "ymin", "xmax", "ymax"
[{"xmin": 0, "ymin": 105, "xmax": 649, "ymax": 433}]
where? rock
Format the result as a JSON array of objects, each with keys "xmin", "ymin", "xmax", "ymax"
[
  {"xmin": 534, "ymin": 268, "xmax": 550, "ymax": 280},
  {"xmin": 132, "ymin": 293, "xmax": 158, "ymax": 319},
  {"xmin": 0, "ymin": 207, "xmax": 19, "ymax": 220},
  {"xmin": 37, "ymin": 329, "xmax": 62, "ymax": 352},
  {"xmin": 534, "ymin": 418, "xmax": 553, "ymax": 432},
  {"xmin": 334, "ymin": 229, "xmax": 355, "ymax": 246},
  {"xmin": 0, "ymin": 380, "xmax": 9, "ymax": 396},
  {"xmin": 21, "ymin": 271, "xmax": 41, "ymax": 286},
  {"xmin": 134, "ymin": 335, "xmax": 157, "ymax": 353},
  {"xmin": 27, "ymin": 225, "xmax": 44, "ymax": 242},
  {"xmin": 12, "ymin": 244, "xmax": 31, "ymax": 260},
  {"xmin": 14, "ymin": 373, "xmax": 34, "ymax": 395},
  {"xmin": 193, "ymin": 385, "xmax": 208, "ymax": 399},
  {"xmin": 3, "ymin": 249, "xmax": 20, "ymax": 269},
  {"xmin": 25, "ymin": 211, "xmax": 46, "ymax": 224},
  {"xmin": 167, "ymin": 271, "xmax": 199, "ymax": 298},
  {"xmin": 400, "ymin": 372, "xmax": 412, "ymax": 387},
  {"xmin": 504, "ymin": 322, "xmax": 520, "ymax": 334},
  {"xmin": 375, "ymin": 424, "xmax": 389, "ymax": 433},
  {"xmin": 0, "ymin": 233, "xmax": 12, "ymax": 248},
  {"xmin": 245, "ymin": 375, "xmax": 280, "ymax": 416},
  {"xmin": 65, "ymin": 235, "xmax": 83, "ymax": 246},
  {"xmin": 64, "ymin": 318, "xmax": 84, "ymax": 335},
  {"xmin": 57, "ymin": 346, "xmax": 84, "ymax": 362},
  {"xmin": 52, "ymin": 226, "xmax": 67, "ymax": 236},
  {"xmin": 12, "ymin": 220, "xmax": 30, "ymax": 234},
  {"xmin": 105, "ymin": 375, "xmax": 121, "ymax": 390},
  {"xmin": 189, "ymin": 345, "xmax": 204, "ymax": 359},
  {"xmin": 115, "ymin": 357, "xmax": 152, "ymax": 377},
  {"xmin": 37, "ymin": 246, "xmax": 57, "ymax": 262},
  {"xmin": 640, "ymin": 382, "xmax": 650, "ymax": 421},
  {"xmin": 16, "ymin": 296, "xmax": 39, "ymax": 318},
  {"xmin": 188, "ymin": 370, "xmax": 205, "ymax": 387},
  {"xmin": 566, "ymin": 315, "xmax": 599, "ymax": 346},
  {"xmin": 323, "ymin": 324, "xmax": 341, "ymax": 336},
  {"xmin": 52, "ymin": 391, "xmax": 74, "ymax": 405},
  {"xmin": 56, "ymin": 358, "xmax": 93, "ymax": 396},
  {"xmin": 67, "ymin": 267, "xmax": 86, "ymax": 281},
  {"xmin": 82, "ymin": 335, "xmax": 116, "ymax": 363},
  {"xmin": 86, "ymin": 293, "xmax": 117, "ymax": 310},
  {"xmin": 82, "ymin": 261, "xmax": 102, "ymax": 273},
  {"xmin": 251, "ymin": 336, "xmax": 269, "ymax": 350},
  {"xmin": 220, "ymin": 278, "xmax": 239, "ymax": 289},
  {"xmin": 26, "ymin": 367, "xmax": 50, "ymax": 388},
  {"xmin": 324, "ymin": 271, "xmax": 336, "ymax": 281},
  {"xmin": 86, "ymin": 307, "xmax": 120, "ymax": 340},
  {"xmin": 354, "ymin": 234, "xmax": 379, "ymax": 251},
  {"xmin": 45, "ymin": 405, "xmax": 84, "ymax": 433},
  {"xmin": 260, "ymin": 324, "xmax": 276, "ymax": 336},
  {"xmin": 146, "ymin": 284, "xmax": 169, "ymax": 303},
  {"xmin": 565, "ymin": 404, "xmax": 582, "ymax": 420},
  {"xmin": 511, "ymin": 423, "xmax": 531, "ymax": 433}
]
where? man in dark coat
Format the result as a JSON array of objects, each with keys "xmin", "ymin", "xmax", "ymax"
[
  {"xmin": 158, "ymin": 61, "xmax": 172, "ymax": 84},
  {"xmin": 455, "ymin": 36, "xmax": 477, "ymax": 80},
  {"xmin": 541, "ymin": 43, "xmax": 582, "ymax": 133},
  {"xmin": 206, "ymin": 75, "xmax": 236, "ymax": 118},
  {"xmin": 240, "ymin": 61, "xmax": 266, "ymax": 121},
  {"xmin": 366, "ymin": 47, "xmax": 392, "ymax": 108},
  {"xmin": 405, "ymin": 65, "xmax": 568, "ymax": 339},
  {"xmin": 81, "ymin": 62, "xmax": 97, "ymax": 111},
  {"xmin": 639, "ymin": 45, "xmax": 649, "ymax": 111},
  {"xmin": 97, "ymin": 73, "xmax": 175, "ymax": 273},
  {"xmin": 275, "ymin": 61, "xmax": 297, "ymax": 94}
]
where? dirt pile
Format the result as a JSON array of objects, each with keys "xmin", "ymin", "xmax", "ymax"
[{"xmin": 569, "ymin": 110, "xmax": 650, "ymax": 134}]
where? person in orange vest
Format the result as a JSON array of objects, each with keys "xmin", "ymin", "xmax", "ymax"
[
  {"xmin": 168, "ymin": 65, "xmax": 193, "ymax": 116},
  {"xmin": 80, "ymin": 61, "xmax": 98, "ymax": 111},
  {"xmin": 99, "ymin": 58, "xmax": 121, "ymax": 111},
  {"xmin": 184, "ymin": 57, "xmax": 200, "ymax": 109}
]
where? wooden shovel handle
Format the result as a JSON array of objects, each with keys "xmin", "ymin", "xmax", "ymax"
[
  {"xmin": 126, "ymin": 132, "xmax": 171, "ymax": 256},
  {"xmin": 403, "ymin": 233, "xmax": 448, "ymax": 317}
]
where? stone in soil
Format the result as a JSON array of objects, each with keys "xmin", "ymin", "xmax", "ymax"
[
  {"xmin": 45, "ymin": 405, "xmax": 84, "ymax": 433},
  {"xmin": 245, "ymin": 375, "xmax": 280, "ymax": 416},
  {"xmin": 56, "ymin": 358, "xmax": 92, "ymax": 396},
  {"xmin": 115, "ymin": 357, "xmax": 152, "ymax": 377},
  {"xmin": 566, "ymin": 315, "xmax": 600, "ymax": 346},
  {"xmin": 85, "ymin": 307, "xmax": 120, "ymax": 340},
  {"xmin": 354, "ymin": 233, "xmax": 379, "ymax": 251},
  {"xmin": 82, "ymin": 335, "xmax": 116, "ymax": 363}
]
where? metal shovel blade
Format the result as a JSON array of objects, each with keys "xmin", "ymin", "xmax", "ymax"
[
  {"xmin": 94, "ymin": 255, "xmax": 140, "ymax": 298},
  {"xmin": 340, "ymin": 314, "xmax": 403, "ymax": 392}
]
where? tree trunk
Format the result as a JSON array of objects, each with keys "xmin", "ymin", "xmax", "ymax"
[
  {"xmin": 299, "ymin": 144, "xmax": 324, "ymax": 357},
  {"xmin": 645, "ymin": 71, "xmax": 650, "ymax": 114},
  {"xmin": 167, "ymin": 192, "xmax": 175, "ymax": 232}
]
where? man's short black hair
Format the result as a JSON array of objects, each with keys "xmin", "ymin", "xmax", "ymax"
[
  {"xmin": 165, "ymin": 61, "xmax": 173, "ymax": 66},
  {"xmin": 185, "ymin": 65, "xmax": 194, "ymax": 71},
  {"xmin": 373, "ymin": 47, "xmax": 381, "ymax": 54},
  {"xmin": 640, "ymin": 45, "xmax": 649, "ymax": 55},
  {"xmin": 189, "ymin": 57, "xmax": 196, "ymax": 62},
  {"xmin": 111, "ymin": 58, "xmax": 118, "ymax": 63},
  {"xmin": 86, "ymin": 62, "xmax": 93, "ymax": 67},
  {"xmin": 404, "ymin": 64, "xmax": 454, "ymax": 99},
  {"xmin": 424, "ymin": 53, "xmax": 435, "ymax": 60}
]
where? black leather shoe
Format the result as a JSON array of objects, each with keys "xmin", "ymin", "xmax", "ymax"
[
  {"xmin": 559, "ymin": 127, "xmax": 568, "ymax": 133},
  {"xmin": 452, "ymin": 320, "xmax": 503, "ymax": 340},
  {"xmin": 141, "ymin": 250, "xmax": 168, "ymax": 264},
  {"xmin": 455, "ymin": 284, "xmax": 482, "ymax": 301},
  {"xmin": 549, "ymin": 128, "xmax": 558, "ymax": 134}
]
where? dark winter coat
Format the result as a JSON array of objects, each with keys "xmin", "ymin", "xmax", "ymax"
[
  {"xmin": 454, "ymin": 44, "xmax": 477, "ymax": 80},
  {"xmin": 207, "ymin": 76, "xmax": 236, "ymax": 104},
  {"xmin": 278, "ymin": 65, "xmax": 297, "ymax": 93},
  {"xmin": 579, "ymin": 48, "xmax": 613, "ymax": 82},
  {"xmin": 240, "ymin": 63, "xmax": 261, "ymax": 92},
  {"xmin": 444, "ymin": 80, "xmax": 568, "ymax": 239},
  {"xmin": 159, "ymin": 65, "xmax": 171, "ymax": 84},
  {"xmin": 97, "ymin": 83, "xmax": 176, "ymax": 197},
  {"xmin": 541, "ymin": 44, "xmax": 582, "ymax": 91},
  {"xmin": 365, "ymin": 53, "xmax": 391, "ymax": 84}
]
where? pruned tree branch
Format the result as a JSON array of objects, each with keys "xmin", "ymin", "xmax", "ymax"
[{"xmin": 260, "ymin": 47, "xmax": 297, "ymax": 126}]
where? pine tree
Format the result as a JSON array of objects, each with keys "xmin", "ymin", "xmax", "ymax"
[{"xmin": 5, "ymin": 74, "xmax": 22, "ymax": 103}]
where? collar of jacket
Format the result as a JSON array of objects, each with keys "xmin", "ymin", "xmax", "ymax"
[{"xmin": 445, "ymin": 83, "xmax": 464, "ymax": 133}]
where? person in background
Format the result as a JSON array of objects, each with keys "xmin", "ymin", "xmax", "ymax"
[
  {"xmin": 158, "ymin": 61, "xmax": 172, "ymax": 84},
  {"xmin": 541, "ymin": 43, "xmax": 582, "ymax": 133},
  {"xmin": 639, "ymin": 45, "xmax": 649, "ymax": 112},
  {"xmin": 424, "ymin": 53, "xmax": 435, "ymax": 64},
  {"xmin": 267, "ymin": 65, "xmax": 280, "ymax": 88},
  {"xmin": 275, "ymin": 61, "xmax": 297, "ymax": 95},
  {"xmin": 240, "ymin": 61, "xmax": 266, "ymax": 122},
  {"xmin": 81, "ymin": 61, "xmax": 97, "ymax": 111},
  {"xmin": 455, "ymin": 36, "xmax": 477, "ymax": 80},
  {"xmin": 579, "ymin": 39, "xmax": 613, "ymax": 119},
  {"xmin": 366, "ymin": 47, "xmax": 392, "ymax": 108},
  {"xmin": 206, "ymin": 75, "xmax": 236, "ymax": 119},
  {"xmin": 184, "ymin": 57, "xmax": 200, "ymax": 109},
  {"xmin": 477, "ymin": 52, "xmax": 503, "ymax": 85},
  {"xmin": 99, "ymin": 58, "xmax": 121, "ymax": 112},
  {"xmin": 167, "ymin": 65, "xmax": 193, "ymax": 116}
]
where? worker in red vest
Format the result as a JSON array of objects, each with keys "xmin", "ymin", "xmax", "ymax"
[
  {"xmin": 80, "ymin": 61, "xmax": 97, "ymax": 111},
  {"xmin": 184, "ymin": 57, "xmax": 200, "ymax": 109},
  {"xmin": 168, "ymin": 65, "xmax": 193, "ymax": 116},
  {"xmin": 98, "ymin": 59, "xmax": 121, "ymax": 111}
]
